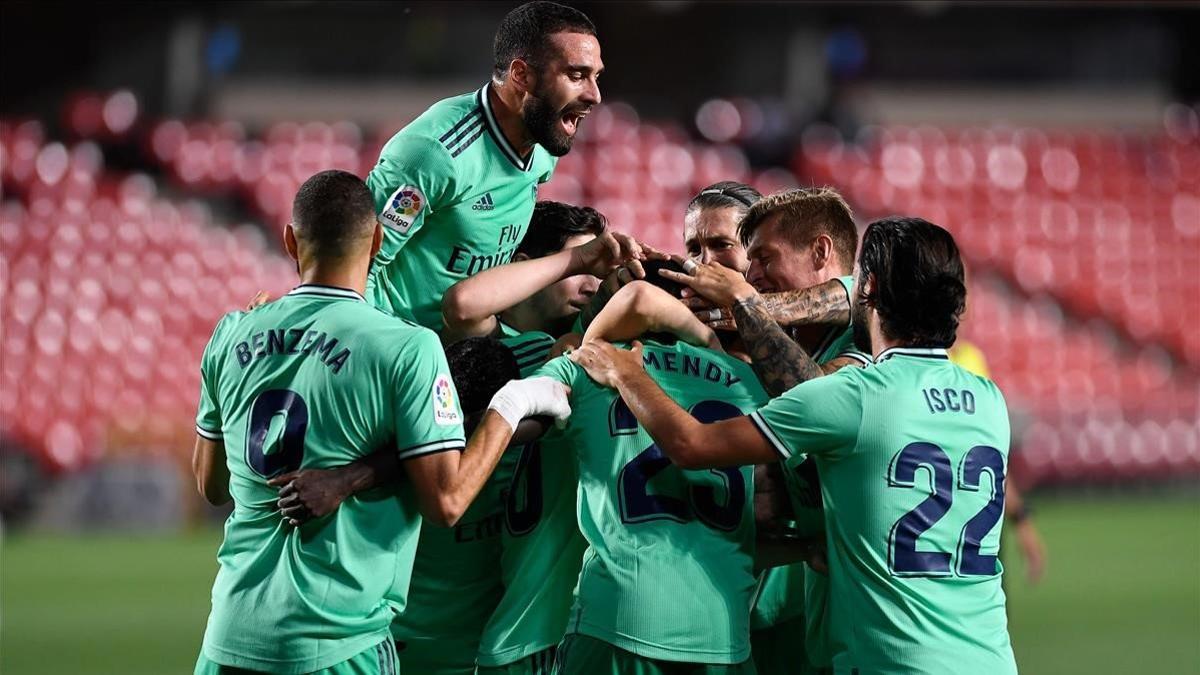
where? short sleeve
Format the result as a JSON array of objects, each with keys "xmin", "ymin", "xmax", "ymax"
[
  {"xmin": 392, "ymin": 329, "xmax": 467, "ymax": 461},
  {"xmin": 195, "ymin": 318, "xmax": 228, "ymax": 440},
  {"xmin": 530, "ymin": 355, "xmax": 583, "ymax": 390},
  {"xmin": 366, "ymin": 133, "xmax": 457, "ymax": 251},
  {"xmin": 748, "ymin": 366, "xmax": 863, "ymax": 468}
]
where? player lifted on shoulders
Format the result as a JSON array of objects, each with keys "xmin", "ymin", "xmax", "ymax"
[
  {"xmin": 190, "ymin": 171, "xmax": 569, "ymax": 675},
  {"xmin": 572, "ymin": 217, "xmax": 1018, "ymax": 675},
  {"xmin": 366, "ymin": 1, "xmax": 602, "ymax": 331}
]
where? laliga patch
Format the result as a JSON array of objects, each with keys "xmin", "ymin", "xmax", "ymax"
[
  {"xmin": 381, "ymin": 184, "xmax": 425, "ymax": 234},
  {"xmin": 432, "ymin": 373, "xmax": 462, "ymax": 426}
]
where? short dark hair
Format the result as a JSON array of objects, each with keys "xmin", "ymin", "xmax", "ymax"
[
  {"xmin": 858, "ymin": 216, "xmax": 966, "ymax": 348},
  {"xmin": 494, "ymin": 1, "xmax": 597, "ymax": 79},
  {"xmin": 737, "ymin": 187, "xmax": 858, "ymax": 272},
  {"xmin": 687, "ymin": 181, "xmax": 762, "ymax": 216},
  {"xmin": 291, "ymin": 170, "xmax": 376, "ymax": 258},
  {"xmin": 517, "ymin": 200, "xmax": 607, "ymax": 259},
  {"xmin": 446, "ymin": 337, "xmax": 520, "ymax": 415}
]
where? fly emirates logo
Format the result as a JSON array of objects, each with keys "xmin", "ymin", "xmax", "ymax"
[{"xmin": 444, "ymin": 223, "xmax": 523, "ymax": 275}]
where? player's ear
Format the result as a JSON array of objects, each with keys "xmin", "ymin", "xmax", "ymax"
[
  {"xmin": 512, "ymin": 252, "xmax": 530, "ymax": 262},
  {"xmin": 811, "ymin": 234, "xmax": 833, "ymax": 271},
  {"xmin": 510, "ymin": 58, "xmax": 533, "ymax": 95},
  {"xmin": 284, "ymin": 223, "xmax": 299, "ymax": 262},
  {"xmin": 370, "ymin": 221, "xmax": 383, "ymax": 258}
]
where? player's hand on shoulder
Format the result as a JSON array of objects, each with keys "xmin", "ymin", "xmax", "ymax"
[
  {"xmin": 269, "ymin": 468, "xmax": 354, "ymax": 527},
  {"xmin": 550, "ymin": 333, "xmax": 583, "ymax": 359},
  {"xmin": 570, "ymin": 339, "xmax": 644, "ymax": 388}
]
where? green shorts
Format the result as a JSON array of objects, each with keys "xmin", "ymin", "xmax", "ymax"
[
  {"xmin": 399, "ymin": 636, "xmax": 476, "ymax": 675},
  {"xmin": 750, "ymin": 615, "xmax": 811, "ymax": 675},
  {"xmin": 475, "ymin": 646, "xmax": 557, "ymax": 675},
  {"xmin": 553, "ymin": 634, "xmax": 756, "ymax": 675},
  {"xmin": 194, "ymin": 639, "xmax": 398, "ymax": 675}
]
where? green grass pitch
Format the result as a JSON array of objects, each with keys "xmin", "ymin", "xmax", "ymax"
[{"xmin": 2, "ymin": 494, "xmax": 1197, "ymax": 674}]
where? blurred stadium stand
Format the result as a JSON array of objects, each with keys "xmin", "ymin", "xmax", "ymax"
[
  {"xmin": 1, "ymin": 3, "xmax": 1197, "ymax": 525},
  {"xmin": 2, "ymin": 90, "xmax": 1197, "ymax": 489}
]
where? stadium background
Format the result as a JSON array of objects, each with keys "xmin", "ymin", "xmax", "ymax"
[{"xmin": 1, "ymin": 1, "xmax": 1197, "ymax": 673}]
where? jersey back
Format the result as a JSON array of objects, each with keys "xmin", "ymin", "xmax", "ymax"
[
  {"xmin": 477, "ymin": 327, "xmax": 584, "ymax": 666},
  {"xmin": 366, "ymin": 85, "xmax": 557, "ymax": 330},
  {"xmin": 534, "ymin": 341, "xmax": 767, "ymax": 664},
  {"xmin": 751, "ymin": 348, "xmax": 1016, "ymax": 674},
  {"xmin": 195, "ymin": 285, "xmax": 465, "ymax": 674}
]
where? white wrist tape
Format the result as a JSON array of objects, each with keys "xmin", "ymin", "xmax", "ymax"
[{"xmin": 487, "ymin": 377, "xmax": 572, "ymax": 430}]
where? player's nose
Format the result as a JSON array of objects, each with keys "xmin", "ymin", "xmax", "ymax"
[
  {"xmin": 746, "ymin": 261, "xmax": 765, "ymax": 288},
  {"xmin": 582, "ymin": 76, "xmax": 601, "ymax": 106},
  {"xmin": 579, "ymin": 275, "xmax": 600, "ymax": 296},
  {"xmin": 699, "ymin": 250, "xmax": 714, "ymax": 265}
]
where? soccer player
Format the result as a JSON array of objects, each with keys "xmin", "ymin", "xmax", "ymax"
[
  {"xmin": 267, "ymin": 202, "xmax": 628, "ymax": 674},
  {"xmin": 399, "ymin": 202, "xmax": 623, "ymax": 675},
  {"xmin": 525, "ymin": 293, "xmax": 767, "ymax": 674},
  {"xmin": 571, "ymin": 216, "xmax": 1019, "ymax": 675},
  {"xmin": 190, "ymin": 170, "xmax": 570, "ymax": 675},
  {"xmin": 683, "ymin": 181, "xmax": 762, "ymax": 273},
  {"xmin": 667, "ymin": 187, "xmax": 869, "ymax": 673},
  {"xmin": 365, "ymin": 1, "xmax": 602, "ymax": 331}
]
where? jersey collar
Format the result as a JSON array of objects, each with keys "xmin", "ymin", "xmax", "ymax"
[
  {"xmin": 287, "ymin": 284, "xmax": 366, "ymax": 302},
  {"xmin": 477, "ymin": 83, "xmax": 534, "ymax": 172},
  {"xmin": 875, "ymin": 347, "xmax": 949, "ymax": 363}
]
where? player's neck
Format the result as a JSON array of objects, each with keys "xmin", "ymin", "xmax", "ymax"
[
  {"xmin": 489, "ymin": 80, "xmax": 535, "ymax": 158},
  {"xmin": 868, "ymin": 319, "xmax": 901, "ymax": 359},
  {"xmin": 297, "ymin": 263, "xmax": 369, "ymax": 297}
]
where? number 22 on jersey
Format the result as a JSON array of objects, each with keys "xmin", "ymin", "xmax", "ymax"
[{"xmin": 887, "ymin": 441, "xmax": 1005, "ymax": 577}]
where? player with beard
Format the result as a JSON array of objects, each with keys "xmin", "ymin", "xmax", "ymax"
[
  {"xmin": 366, "ymin": 1, "xmax": 602, "ymax": 332},
  {"xmin": 666, "ymin": 187, "xmax": 870, "ymax": 673},
  {"xmin": 571, "ymin": 217, "xmax": 1018, "ymax": 675}
]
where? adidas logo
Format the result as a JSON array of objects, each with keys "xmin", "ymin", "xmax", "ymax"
[{"xmin": 472, "ymin": 193, "xmax": 495, "ymax": 211}]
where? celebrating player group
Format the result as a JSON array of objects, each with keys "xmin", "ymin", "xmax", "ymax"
[{"xmin": 190, "ymin": 2, "xmax": 1019, "ymax": 674}]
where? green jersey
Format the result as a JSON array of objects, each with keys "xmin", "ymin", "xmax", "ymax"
[
  {"xmin": 752, "ymin": 275, "xmax": 871, "ymax": 670},
  {"xmin": 477, "ymin": 326, "xmax": 586, "ymax": 667},
  {"xmin": 390, "ymin": 325, "xmax": 558, "ymax": 668},
  {"xmin": 749, "ymin": 347, "xmax": 1016, "ymax": 675},
  {"xmin": 366, "ymin": 84, "xmax": 557, "ymax": 330},
  {"xmin": 534, "ymin": 341, "xmax": 767, "ymax": 664},
  {"xmin": 194, "ymin": 284, "xmax": 466, "ymax": 674}
]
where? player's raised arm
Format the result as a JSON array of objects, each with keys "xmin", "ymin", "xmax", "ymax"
[
  {"xmin": 582, "ymin": 280, "xmax": 721, "ymax": 351},
  {"xmin": 691, "ymin": 278, "xmax": 851, "ymax": 332},
  {"xmin": 442, "ymin": 221, "xmax": 643, "ymax": 339}
]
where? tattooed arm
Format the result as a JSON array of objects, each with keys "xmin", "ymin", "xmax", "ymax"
[
  {"xmin": 760, "ymin": 278, "xmax": 850, "ymax": 327},
  {"xmin": 691, "ymin": 278, "xmax": 851, "ymax": 332},
  {"xmin": 732, "ymin": 295, "xmax": 824, "ymax": 396}
]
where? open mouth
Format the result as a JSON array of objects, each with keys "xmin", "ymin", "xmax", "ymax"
[{"xmin": 560, "ymin": 108, "xmax": 589, "ymax": 137}]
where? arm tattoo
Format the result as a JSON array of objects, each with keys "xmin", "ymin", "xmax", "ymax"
[
  {"xmin": 733, "ymin": 296, "xmax": 824, "ymax": 396},
  {"xmin": 758, "ymin": 278, "xmax": 850, "ymax": 328}
]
